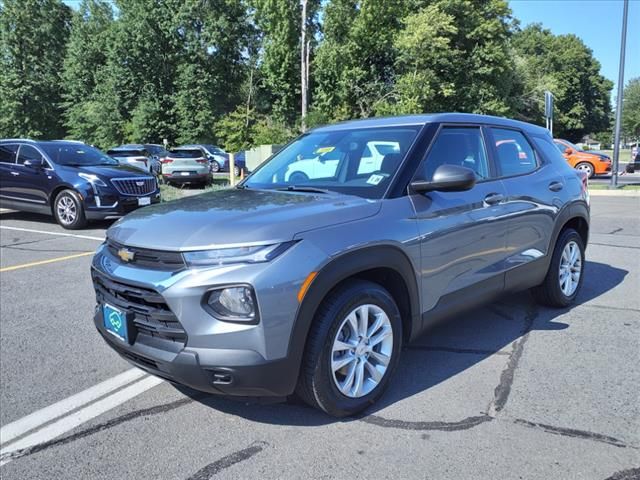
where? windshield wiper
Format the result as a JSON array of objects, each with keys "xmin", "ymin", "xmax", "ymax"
[{"xmin": 276, "ymin": 186, "xmax": 331, "ymax": 194}]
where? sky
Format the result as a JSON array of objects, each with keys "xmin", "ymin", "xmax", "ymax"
[{"xmin": 509, "ymin": 0, "xmax": 640, "ymax": 100}]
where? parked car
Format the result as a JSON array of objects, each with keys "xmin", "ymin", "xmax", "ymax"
[
  {"xmin": 107, "ymin": 146, "xmax": 159, "ymax": 174},
  {"xmin": 179, "ymin": 144, "xmax": 247, "ymax": 176},
  {"xmin": 626, "ymin": 148, "xmax": 640, "ymax": 173},
  {"xmin": 554, "ymin": 139, "xmax": 611, "ymax": 178},
  {"xmin": 0, "ymin": 139, "xmax": 159, "ymax": 229},
  {"xmin": 160, "ymin": 148, "xmax": 212, "ymax": 186},
  {"xmin": 92, "ymin": 113, "xmax": 589, "ymax": 417},
  {"xmin": 285, "ymin": 141, "xmax": 400, "ymax": 183}
]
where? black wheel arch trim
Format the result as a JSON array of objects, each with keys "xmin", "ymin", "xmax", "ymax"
[{"xmin": 284, "ymin": 245, "xmax": 421, "ymax": 392}]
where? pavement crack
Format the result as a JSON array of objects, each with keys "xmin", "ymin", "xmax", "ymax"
[
  {"xmin": 0, "ymin": 395, "xmax": 201, "ymax": 464},
  {"xmin": 487, "ymin": 301, "xmax": 537, "ymax": 417},
  {"xmin": 513, "ymin": 418, "xmax": 629, "ymax": 449},
  {"xmin": 185, "ymin": 441, "xmax": 268, "ymax": 480},
  {"xmin": 603, "ymin": 467, "xmax": 640, "ymax": 480},
  {"xmin": 607, "ymin": 228, "xmax": 624, "ymax": 235},
  {"xmin": 360, "ymin": 414, "xmax": 492, "ymax": 431}
]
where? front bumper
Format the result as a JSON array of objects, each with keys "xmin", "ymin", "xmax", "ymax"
[
  {"xmin": 91, "ymin": 241, "xmax": 327, "ymax": 397},
  {"xmin": 85, "ymin": 192, "xmax": 161, "ymax": 220}
]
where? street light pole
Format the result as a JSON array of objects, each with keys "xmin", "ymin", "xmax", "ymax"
[{"xmin": 611, "ymin": 0, "xmax": 629, "ymax": 189}]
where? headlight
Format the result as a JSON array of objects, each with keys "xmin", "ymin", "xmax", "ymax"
[
  {"xmin": 204, "ymin": 286, "xmax": 258, "ymax": 322},
  {"xmin": 79, "ymin": 173, "xmax": 107, "ymax": 187},
  {"xmin": 182, "ymin": 241, "xmax": 295, "ymax": 267}
]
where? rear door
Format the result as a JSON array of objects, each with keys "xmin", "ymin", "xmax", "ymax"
[
  {"xmin": 410, "ymin": 125, "xmax": 510, "ymax": 318},
  {"xmin": 0, "ymin": 143, "xmax": 19, "ymax": 203},
  {"xmin": 487, "ymin": 127, "xmax": 564, "ymax": 289}
]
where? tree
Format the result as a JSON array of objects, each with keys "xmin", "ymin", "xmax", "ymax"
[
  {"xmin": 512, "ymin": 24, "xmax": 613, "ymax": 141},
  {"xmin": 62, "ymin": 0, "xmax": 115, "ymax": 142},
  {"xmin": 0, "ymin": 0, "xmax": 72, "ymax": 138},
  {"xmin": 621, "ymin": 77, "xmax": 640, "ymax": 140}
]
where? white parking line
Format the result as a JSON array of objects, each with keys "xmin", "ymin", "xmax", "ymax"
[
  {"xmin": 0, "ymin": 226, "xmax": 104, "ymax": 242},
  {"xmin": 0, "ymin": 368, "xmax": 146, "ymax": 446},
  {"xmin": 0, "ymin": 376, "xmax": 163, "ymax": 466}
]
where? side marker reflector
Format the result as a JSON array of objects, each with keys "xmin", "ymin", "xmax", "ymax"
[{"xmin": 297, "ymin": 272, "xmax": 317, "ymax": 303}]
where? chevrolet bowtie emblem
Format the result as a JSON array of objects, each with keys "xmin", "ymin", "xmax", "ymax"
[{"xmin": 117, "ymin": 248, "xmax": 135, "ymax": 262}]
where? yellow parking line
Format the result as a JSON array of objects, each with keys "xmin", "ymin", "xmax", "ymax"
[{"xmin": 0, "ymin": 251, "xmax": 94, "ymax": 272}]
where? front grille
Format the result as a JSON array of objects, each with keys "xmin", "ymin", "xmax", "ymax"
[
  {"xmin": 111, "ymin": 177, "xmax": 156, "ymax": 196},
  {"xmin": 93, "ymin": 270, "xmax": 187, "ymax": 344},
  {"xmin": 106, "ymin": 239, "xmax": 185, "ymax": 271}
]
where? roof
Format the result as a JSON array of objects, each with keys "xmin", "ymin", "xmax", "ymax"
[{"xmin": 311, "ymin": 113, "xmax": 550, "ymax": 136}]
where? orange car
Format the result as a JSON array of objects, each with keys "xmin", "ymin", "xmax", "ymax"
[{"xmin": 553, "ymin": 139, "xmax": 612, "ymax": 178}]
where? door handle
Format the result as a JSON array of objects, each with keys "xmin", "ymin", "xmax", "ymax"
[
  {"xmin": 548, "ymin": 181, "xmax": 563, "ymax": 192},
  {"xmin": 484, "ymin": 193, "xmax": 504, "ymax": 205},
  {"xmin": 10, "ymin": 171, "xmax": 19, "ymax": 176}
]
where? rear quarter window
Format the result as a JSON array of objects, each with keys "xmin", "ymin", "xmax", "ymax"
[{"xmin": 533, "ymin": 136, "xmax": 574, "ymax": 172}]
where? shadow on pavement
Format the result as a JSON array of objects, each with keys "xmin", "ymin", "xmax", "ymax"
[
  {"xmin": 179, "ymin": 260, "xmax": 627, "ymax": 426},
  {"xmin": 0, "ymin": 210, "xmax": 115, "ymax": 230}
]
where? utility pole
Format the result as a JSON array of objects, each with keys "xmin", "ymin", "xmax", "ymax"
[
  {"xmin": 611, "ymin": 0, "xmax": 629, "ymax": 189},
  {"xmin": 300, "ymin": 0, "xmax": 309, "ymax": 131}
]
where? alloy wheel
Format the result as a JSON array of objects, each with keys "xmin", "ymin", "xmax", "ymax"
[
  {"xmin": 558, "ymin": 240, "xmax": 582, "ymax": 296},
  {"xmin": 57, "ymin": 196, "xmax": 77, "ymax": 225},
  {"xmin": 331, "ymin": 304, "xmax": 393, "ymax": 398}
]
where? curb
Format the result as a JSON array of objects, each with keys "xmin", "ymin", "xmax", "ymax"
[{"xmin": 589, "ymin": 189, "xmax": 640, "ymax": 197}]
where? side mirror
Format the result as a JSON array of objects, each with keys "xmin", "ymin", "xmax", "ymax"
[
  {"xmin": 410, "ymin": 164, "xmax": 476, "ymax": 193},
  {"xmin": 24, "ymin": 158, "xmax": 44, "ymax": 169},
  {"xmin": 564, "ymin": 147, "xmax": 573, "ymax": 155}
]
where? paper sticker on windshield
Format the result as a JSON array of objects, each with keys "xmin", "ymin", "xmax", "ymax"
[
  {"xmin": 367, "ymin": 174, "xmax": 385, "ymax": 185},
  {"xmin": 315, "ymin": 146, "xmax": 335, "ymax": 154}
]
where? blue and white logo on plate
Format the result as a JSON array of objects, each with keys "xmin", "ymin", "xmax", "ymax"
[{"xmin": 103, "ymin": 303, "xmax": 128, "ymax": 342}]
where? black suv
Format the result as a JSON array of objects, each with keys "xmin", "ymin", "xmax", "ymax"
[{"xmin": 0, "ymin": 139, "xmax": 160, "ymax": 229}]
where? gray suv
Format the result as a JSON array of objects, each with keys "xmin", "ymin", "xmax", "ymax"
[{"xmin": 92, "ymin": 114, "xmax": 589, "ymax": 417}]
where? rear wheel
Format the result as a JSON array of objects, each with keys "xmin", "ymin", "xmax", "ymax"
[
  {"xmin": 297, "ymin": 280, "xmax": 403, "ymax": 417},
  {"xmin": 53, "ymin": 189, "xmax": 87, "ymax": 229},
  {"xmin": 575, "ymin": 162, "xmax": 594, "ymax": 178},
  {"xmin": 532, "ymin": 228, "xmax": 584, "ymax": 307}
]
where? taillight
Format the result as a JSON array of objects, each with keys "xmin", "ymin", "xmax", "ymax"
[
  {"xmin": 196, "ymin": 158, "xmax": 208, "ymax": 164},
  {"xmin": 161, "ymin": 159, "xmax": 173, "ymax": 164}
]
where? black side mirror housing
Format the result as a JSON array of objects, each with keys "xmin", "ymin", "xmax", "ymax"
[
  {"xmin": 24, "ymin": 158, "xmax": 45, "ymax": 169},
  {"xmin": 410, "ymin": 164, "xmax": 476, "ymax": 193}
]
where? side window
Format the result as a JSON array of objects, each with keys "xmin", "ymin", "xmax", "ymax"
[
  {"xmin": 492, "ymin": 128, "xmax": 537, "ymax": 177},
  {"xmin": 421, "ymin": 127, "xmax": 489, "ymax": 180},
  {"xmin": 16, "ymin": 145, "xmax": 43, "ymax": 165},
  {"xmin": 0, "ymin": 144, "xmax": 18, "ymax": 163}
]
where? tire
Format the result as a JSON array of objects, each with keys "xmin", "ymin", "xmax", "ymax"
[
  {"xmin": 532, "ymin": 228, "xmax": 585, "ymax": 307},
  {"xmin": 53, "ymin": 189, "xmax": 87, "ymax": 229},
  {"xmin": 234, "ymin": 165, "xmax": 241, "ymax": 177},
  {"xmin": 210, "ymin": 161, "xmax": 220, "ymax": 173},
  {"xmin": 626, "ymin": 164, "xmax": 635, "ymax": 173},
  {"xmin": 296, "ymin": 280, "xmax": 403, "ymax": 417},
  {"xmin": 575, "ymin": 162, "xmax": 594, "ymax": 178},
  {"xmin": 289, "ymin": 172, "xmax": 309, "ymax": 184}
]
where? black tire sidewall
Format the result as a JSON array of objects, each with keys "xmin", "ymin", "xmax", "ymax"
[
  {"xmin": 311, "ymin": 283, "xmax": 403, "ymax": 417},
  {"xmin": 54, "ymin": 190, "xmax": 86, "ymax": 229}
]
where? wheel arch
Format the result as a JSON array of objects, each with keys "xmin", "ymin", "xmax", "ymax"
[
  {"xmin": 286, "ymin": 245, "xmax": 421, "ymax": 384},
  {"xmin": 49, "ymin": 184, "xmax": 81, "ymax": 212}
]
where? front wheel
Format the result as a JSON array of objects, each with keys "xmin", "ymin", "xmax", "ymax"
[
  {"xmin": 575, "ymin": 162, "xmax": 594, "ymax": 178},
  {"xmin": 297, "ymin": 280, "xmax": 403, "ymax": 417},
  {"xmin": 210, "ymin": 161, "xmax": 220, "ymax": 173},
  {"xmin": 532, "ymin": 228, "xmax": 585, "ymax": 307},
  {"xmin": 53, "ymin": 190, "xmax": 87, "ymax": 229}
]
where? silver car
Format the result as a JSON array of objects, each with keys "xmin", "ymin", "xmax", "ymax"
[
  {"xmin": 92, "ymin": 113, "xmax": 590, "ymax": 417},
  {"xmin": 160, "ymin": 148, "xmax": 212, "ymax": 186}
]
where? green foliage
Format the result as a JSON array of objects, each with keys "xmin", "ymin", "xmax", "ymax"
[
  {"xmin": 0, "ymin": 0, "xmax": 71, "ymax": 138},
  {"xmin": 511, "ymin": 24, "xmax": 613, "ymax": 141},
  {"xmin": 216, "ymin": 105, "xmax": 254, "ymax": 153},
  {"xmin": 621, "ymin": 77, "xmax": 640, "ymax": 140},
  {"xmin": 251, "ymin": 117, "xmax": 295, "ymax": 146}
]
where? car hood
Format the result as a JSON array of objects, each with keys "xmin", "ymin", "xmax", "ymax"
[{"xmin": 107, "ymin": 189, "xmax": 380, "ymax": 251}]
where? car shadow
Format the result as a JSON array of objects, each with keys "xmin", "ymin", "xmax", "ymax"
[
  {"xmin": 177, "ymin": 260, "xmax": 627, "ymax": 426},
  {"xmin": 0, "ymin": 210, "xmax": 115, "ymax": 230}
]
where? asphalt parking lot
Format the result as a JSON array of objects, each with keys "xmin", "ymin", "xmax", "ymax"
[{"xmin": 0, "ymin": 196, "xmax": 638, "ymax": 479}]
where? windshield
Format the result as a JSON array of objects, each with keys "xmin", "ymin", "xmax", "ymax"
[
  {"xmin": 169, "ymin": 149, "xmax": 204, "ymax": 158},
  {"xmin": 555, "ymin": 140, "xmax": 581, "ymax": 152},
  {"xmin": 243, "ymin": 126, "xmax": 420, "ymax": 199},
  {"xmin": 42, "ymin": 144, "xmax": 118, "ymax": 166}
]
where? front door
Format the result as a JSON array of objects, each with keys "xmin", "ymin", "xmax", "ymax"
[
  {"xmin": 12, "ymin": 144, "xmax": 55, "ymax": 207},
  {"xmin": 410, "ymin": 126, "xmax": 511, "ymax": 324}
]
